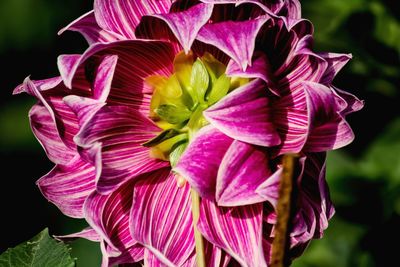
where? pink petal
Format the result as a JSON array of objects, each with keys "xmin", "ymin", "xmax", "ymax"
[
  {"xmin": 174, "ymin": 126, "xmax": 234, "ymax": 200},
  {"xmin": 319, "ymin": 52, "xmax": 352, "ymax": 84},
  {"xmin": 130, "ymin": 169, "xmax": 195, "ymax": 266},
  {"xmin": 55, "ymin": 227, "xmax": 101, "ymax": 242},
  {"xmin": 204, "ymin": 79, "xmax": 281, "ymax": 147},
  {"xmin": 332, "ymin": 86, "xmax": 364, "ymax": 116},
  {"xmin": 84, "ymin": 179, "xmax": 144, "ymax": 260},
  {"xmin": 303, "ymin": 82, "xmax": 354, "ymax": 151},
  {"xmin": 216, "ymin": 141, "xmax": 277, "ymax": 206},
  {"xmin": 66, "ymin": 98, "xmax": 168, "ymax": 193},
  {"xmin": 100, "ymin": 241, "xmax": 144, "ymax": 267},
  {"xmin": 148, "ymin": 3, "xmax": 214, "ymax": 53},
  {"xmin": 255, "ymin": 168, "xmax": 282, "ymax": 208},
  {"xmin": 58, "ymin": 10, "xmax": 124, "ymax": 44},
  {"xmin": 197, "ymin": 18, "xmax": 269, "ymax": 70},
  {"xmin": 37, "ymin": 155, "xmax": 96, "ymax": 218},
  {"xmin": 199, "ymin": 200, "xmax": 267, "ymax": 267},
  {"xmin": 94, "ymin": 0, "xmax": 172, "ymax": 39}
]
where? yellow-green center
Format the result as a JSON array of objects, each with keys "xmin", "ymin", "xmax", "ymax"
[{"xmin": 144, "ymin": 51, "xmax": 248, "ymax": 166}]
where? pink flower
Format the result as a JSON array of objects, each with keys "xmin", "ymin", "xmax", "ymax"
[{"xmin": 15, "ymin": 1, "xmax": 363, "ymax": 266}]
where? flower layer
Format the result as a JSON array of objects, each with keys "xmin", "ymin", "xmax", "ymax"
[{"xmin": 15, "ymin": 0, "xmax": 363, "ymax": 266}]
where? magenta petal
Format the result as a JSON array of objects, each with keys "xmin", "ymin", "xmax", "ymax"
[
  {"xmin": 55, "ymin": 227, "xmax": 101, "ymax": 242},
  {"xmin": 303, "ymin": 82, "xmax": 354, "ymax": 151},
  {"xmin": 197, "ymin": 18, "xmax": 268, "ymax": 70},
  {"xmin": 319, "ymin": 52, "xmax": 352, "ymax": 84},
  {"xmin": 130, "ymin": 169, "xmax": 195, "ymax": 266},
  {"xmin": 93, "ymin": 55, "xmax": 119, "ymax": 102},
  {"xmin": 59, "ymin": 10, "xmax": 123, "ymax": 44},
  {"xmin": 204, "ymin": 79, "xmax": 281, "ymax": 147},
  {"xmin": 174, "ymin": 126, "xmax": 233, "ymax": 200},
  {"xmin": 149, "ymin": 3, "xmax": 213, "ymax": 53},
  {"xmin": 67, "ymin": 99, "xmax": 168, "ymax": 193},
  {"xmin": 199, "ymin": 200, "xmax": 267, "ymax": 267},
  {"xmin": 256, "ymin": 168, "xmax": 282, "ymax": 208},
  {"xmin": 94, "ymin": 0, "xmax": 172, "ymax": 39},
  {"xmin": 216, "ymin": 141, "xmax": 275, "ymax": 206},
  {"xmin": 100, "ymin": 241, "xmax": 144, "ymax": 267},
  {"xmin": 84, "ymin": 179, "xmax": 143, "ymax": 259},
  {"xmin": 332, "ymin": 86, "xmax": 364, "ymax": 116},
  {"xmin": 37, "ymin": 155, "xmax": 95, "ymax": 218}
]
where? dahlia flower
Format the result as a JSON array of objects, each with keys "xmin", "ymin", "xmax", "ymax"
[{"xmin": 14, "ymin": 0, "xmax": 363, "ymax": 266}]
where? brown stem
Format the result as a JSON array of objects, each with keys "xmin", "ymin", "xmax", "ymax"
[
  {"xmin": 270, "ymin": 154, "xmax": 297, "ymax": 267},
  {"xmin": 191, "ymin": 188, "xmax": 206, "ymax": 267}
]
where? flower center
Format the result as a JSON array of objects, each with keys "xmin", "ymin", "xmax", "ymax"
[{"xmin": 144, "ymin": 51, "xmax": 248, "ymax": 166}]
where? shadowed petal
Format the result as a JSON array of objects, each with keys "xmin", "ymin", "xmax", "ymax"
[
  {"xmin": 319, "ymin": 52, "xmax": 352, "ymax": 85},
  {"xmin": 66, "ymin": 98, "xmax": 168, "ymax": 193},
  {"xmin": 94, "ymin": 0, "xmax": 172, "ymax": 39},
  {"xmin": 148, "ymin": 3, "xmax": 214, "ymax": 53},
  {"xmin": 198, "ymin": 200, "xmax": 267, "ymax": 267},
  {"xmin": 59, "ymin": 10, "xmax": 124, "ymax": 44},
  {"xmin": 55, "ymin": 227, "xmax": 101, "ymax": 242},
  {"xmin": 37, "ymin": 155, "xmax": 96, "ymax": 218},
  {"xmin": 255, "ymin": 167, "xmax": 282, "ymax": 208},
  {"xmin": 174, "ymin": 126, "xmax": 234, "ymax": 200},
  {"xmin": 332, "ymin": 86, "xmax": 364, "ymax": 116},
  {"xmin": 216, "ymin": 141, "xmax": 277, "ymax": 206},
  {"xmin": 197, "ymin": 18, "xmax": 269, "ymax": 70},
  {"xmin": 204, "ymin": 79, "xmax": 281, "ymax": 147},
  {"xmin": 84, "ymin": 179, "xmax": 144, "ymax": 260},
  {"xmin": 130, "ymin": 169, "xmax": 195, "ymax": 266},
  {"xmin": 303, "ymin": 82, "xmax": 354, "ymax": 151}
]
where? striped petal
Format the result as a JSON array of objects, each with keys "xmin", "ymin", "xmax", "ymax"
[
  {"xmin": 66, "ymin": 99, "xmax": 168, "ymax": 193},
  {"xmin": 197, "ymin": 18, "xmax": 268, "ymax": 70},
  {"xmin": 216, "ymin": 141, "xmax": 277, "ymax": 206},
  {"xmin": 226, "ymin": 52, "xmax": 278, "ymax": 95},
  {"xmin": 94, "ymin": 0, "xmax": 172, "ymax": 39},
  {"xmin": 198, "ymin": 200, "xmax": 267, "ymax": 267},
  {"xmin": 332, "ymin": 86, "xmax": 364, "ymax": 116},
  {"xmin": 174, "ymin": 126, "xmax": 234, "ymax": 200},
  {"xmin": 58, "ymin": 40, "xmax": 174, "ymax": 115},
  {"xmin": 55, "ymin": 227, "xmax": 101, "ymax": 242},
  {"xmin": 319, "ymin": 52, "xmax": 352, "ymax": 85},
  {"xmin": 130, "ymin": 169, "xmax": 195, "ymax": 266},
  {"xmin": 37, "ymin": 155, "xmax": 96, "ymax": 218},
  {"xmin": 148, "ymin": 3, "xmax": 214, "ymax": 53},
  {"xmin": 204, "ymin": 79, "xmax": 281, "ymax": 147},
  {"xmin": 101, "ymin": 242, "xmax": 145, "ymax": 267},
  {"xmin": 303, "ymin": 82, "xmax": 354, "ymax": 152},
  {"xmin": 58, "ymin": 10, "xmax": 124, "ymax": 44},
  {"xmin": 84, "ymin": 179, "xmax": 144, "ymax": 261}
]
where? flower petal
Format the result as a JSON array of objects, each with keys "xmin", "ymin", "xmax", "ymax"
[
  {"xmin": 84, "ymin": 179, "xmax": 144, "ymax": 260},
  {"xmin": 319, "ymin": 52, "xmax": 352, "ymax": 85},
  {"xmin": 197, "ymin": 18, "xmax": 269, "ymax": 70},
  {"xmin": 55, "ymin": 227, "xmax": 101, "ymax": 242},
  {"xmin": 216, "ymin": 141, "xmax": 277, "ymax": 206},
  {"xmin": 94, "ymin": 0, "xmax": 172, "ymax": 39},
  {"xmin": 66, "ymin": 97, "xmax": 168, "ymax": 193},
  {"xmin": 174, "ymin": 126, "xmax": 234, "ymax": 200},
  {"xmin": 332, "ymin": 86, "xmax": 364, "ymax": 116},
  {"xmin": 303, "ymin": 82, "xmax": 354, "ymax": 151},
  {"xmin": 130, "ymin": 169, "xmax": 195, "ymax": 266},
  {"xmin": 198, "ymin": 200, "xmax": 267, "ymax": 267},
  {"xmin": 204, "ymin": 79, "xmax": 281, "ymax": 147},
  {"xmin": 58, "ymin": 10, "xmax": 124, "ymax": 44},
  {"xmin": 255, "ymin": 168, "xmax": 282, "ymax": 208},
  {"xmin": 148, "ymin": 3, "xmax": 214, "ymax": 53},
  {"xmin": 37, "ymin": 155, "xmax": 96, "ymax": 218}
]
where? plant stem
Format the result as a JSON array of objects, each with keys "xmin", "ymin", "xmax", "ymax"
[
  {"xmin": 270, "ymin": 154, "xmax": 297, "ymax": 267},
  {"xmin": 191, "ymin": 188, "xmax": 206, "ymax": 267}
]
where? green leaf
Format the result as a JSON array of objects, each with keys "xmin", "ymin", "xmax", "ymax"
[
  {"xmin": 190, "ymin": 59, "xmax": 210, "ymax": 103},
  {"xmin": 207, "ymin": 74, "xmax": 230, "ymax": 105},
  {"xmin": 0, "ymin": 228, "xmax": 75, "ymax": 267},
  {"xmin": 155, "ymin": 104, "xmax": 192, "ymax": 124},
  {"xmin": 169, "ymin": 141, "xmax": 188, "ymax": 167}
]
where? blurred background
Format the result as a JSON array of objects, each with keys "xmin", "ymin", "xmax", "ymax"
[{"xmin": 0, "ymin": 0, "xmax": 399, "ymax": 266}]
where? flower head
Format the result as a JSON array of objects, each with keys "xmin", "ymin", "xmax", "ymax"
[{"xmin": 15, "ymin": 0, "xmax": 363, "ymax": 266}]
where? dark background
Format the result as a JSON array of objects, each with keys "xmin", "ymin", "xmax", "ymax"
[{"xmin": 1, "ymin": 1, "xmax": 399, "ymax": 266}]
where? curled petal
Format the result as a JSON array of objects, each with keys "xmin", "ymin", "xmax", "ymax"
[
  {"xmin": 332, "ymin": 86, "xmax": 365, "ymax": 116},
  {"xmin": 130, "ymin": 169, "xmax": 195, "ymax": 266},
  {"xmin": 59, "ymin": 10, "xmax": 124, "ymax": 44},
  {"xmin": 197, "ymin": 18, "xmax": 269, "ymax": 70},
  {"xmin": 216, "ymin": 141, "xmax": 277, "ymax": 206},
  {"xmin": 174, "ymin": 126, "xmax": 234, "ymax": 200},
  {"xmin": 55, "ymin": 227, "xmax": 101, "ymax": 242},
  {"xmin": 37, "ymin": 155, "xmax": 96, "ymax": 218},
  {"xmin": 204, "ymin": 79, "xmax": 281, "ymax": 147}
]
